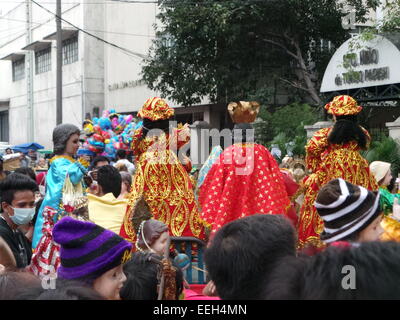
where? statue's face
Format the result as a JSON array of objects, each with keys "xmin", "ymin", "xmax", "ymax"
[
  {"xmin": 151, "ymin": 231, "xmax": 169, "ymax": 256},
  {"xmin": 64, "ymin": 133, "xmax": 80, "ymax": 156}
]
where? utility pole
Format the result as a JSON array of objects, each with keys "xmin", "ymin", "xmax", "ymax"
[
  {"xmin": 26, "ymin": 0, "xmax": 34, "ymax": 141},
  {"xmin": 56, "ymin": 0, "xmax": 62, "ymax": 124}
]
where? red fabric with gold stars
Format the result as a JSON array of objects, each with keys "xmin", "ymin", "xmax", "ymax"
[
  {"xmin": 198, "ymin": 143, "xmax": 291, "ymax": 236},
  {"xmin": 298, "ymin": 127, "xmax": 378, "ymax": 250}
]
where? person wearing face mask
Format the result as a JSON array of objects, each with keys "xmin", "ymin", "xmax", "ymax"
[
  {"xmin": 0, "ymin": 173, "xmax": 38, "ymax": 268},
  {"xmin": 32, "ymin": 124, "xmax": 90, "ymax": 250}
]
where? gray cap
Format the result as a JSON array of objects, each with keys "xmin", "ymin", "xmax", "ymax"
[{"xmin": 53, "ymin": 123, "xmax": 80, "ymax": 155}]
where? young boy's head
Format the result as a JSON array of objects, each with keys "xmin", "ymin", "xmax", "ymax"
[
  {"xmin": 204, "ymin": 214, "xmax": 297, "ymax": 300},
  {"xmin": 316, "ymin": 178, "xmax": 383, "ymax": 243},
  {"xmin": 370, "ymin": 161, "xmax": 392, "ymax": 187},
  {"xmin": 96, "ymin": 165, "xmax": 122, "ymax": 198},
  {"xmin": 0, "ymin": 173, "xmax": 38, "ymax": 226},
  {"xmin": 53, "ymin": 216, "xmax": 132, "ymax": 300}
]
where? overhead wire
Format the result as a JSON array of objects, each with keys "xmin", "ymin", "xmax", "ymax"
[
  {"xmin": 30, "ymin": 0, "xmax": 150, "ymax": 60},
  {"xmin": 0, "ymin": 16, "xmax": 155, "ymax": 38}
]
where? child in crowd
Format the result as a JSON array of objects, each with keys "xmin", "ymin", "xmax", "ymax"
[
  {"xmin": 370, "ymin": 161, "xmax": 400, "ymax": 215},
  {"xmin": 52, "ymin": 216, "xmax": 132, "ymax": 300},
  {"xmin": 118, "ymin": 171, "xmax": 132, "ymax": 200},
  {"xmin": 369, "ymin": 161, "xmax": 400, "ymax": 241},
  {"xmin": 315, "ymin": 178, "xmax": 384, "ymax": 247}
]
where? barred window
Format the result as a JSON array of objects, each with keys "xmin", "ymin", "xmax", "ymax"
[
  {"xmin": 63, "ymin": 36, "xmax": 78, "ymax": 65},
  {"xmin": 35, "ymin": 47, "xmax": 51, "ymax": 74},
  {"xmin": 12, "ymin": 58, "xmax": 25, "ymax": 81},
  {"xmin": 0, "ymin": 111, "xmax": 9, "ymax": 141}
]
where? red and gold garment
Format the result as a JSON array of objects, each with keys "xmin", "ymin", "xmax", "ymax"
[
  {"xmin": 120, "ymin": 126, "xmax": 207, "ymax": 243},
  {"xmin": 298, "ymin": 127, "xmax": 378, "ymax": 249},
  {"xmin": 28, "ymin": 206, "xmax": 60, "ymax": 277},
  {"xmin": 199, "ymin": 143, "xmax": 291, "ymax": 237},
  {"xmin": 280, "ymin": 169, "xmax": 300, "ymax": 227}
]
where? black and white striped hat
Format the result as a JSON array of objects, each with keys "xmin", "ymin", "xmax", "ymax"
[{"xmin": 315, "ymin": 178, "xmax": 381, "ymax": 243}]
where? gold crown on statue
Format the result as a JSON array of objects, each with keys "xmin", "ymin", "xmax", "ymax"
[{"xmin": 227, "ymin": 101, "xmax": 260, "ymax": 123}]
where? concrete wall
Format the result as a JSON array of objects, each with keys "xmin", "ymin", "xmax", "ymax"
[
  {"xmin": 82, "ymin": 0, "xmax": 104, "ymax": 120},
  {"xmin": 104, "ymin": 1, "xmax": 159, "ymax": 113}
]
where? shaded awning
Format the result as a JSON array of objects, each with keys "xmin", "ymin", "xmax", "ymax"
[
  {"xmin": 0, "ymin": 99, "xmax": 10, "ymax": 107},
  {"xmin": 12, "ymin": 142, "xmax": 45, "ymax": 154},
  {"xmin": 43, "ymin": 29, "xmax": 78, "ymax": 41},
  {"xmin": 0, "ymin": 52, "xmax": 25, "ymax": 61},
  {"xmin": 22, "ymin": 40, "xmax": 52, "ymax": 51}
]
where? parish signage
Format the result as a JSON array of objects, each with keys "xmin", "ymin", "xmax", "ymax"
[{"xmin": 321, "ymin": 35, "xmax": 400, "ymax": 92}]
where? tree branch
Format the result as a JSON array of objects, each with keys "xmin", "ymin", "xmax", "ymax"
[
  {"xmin": 279, "ymin": 77, "xmax": 309, "ymax": 92},
  {"xmin": 261, "ymin": 38, "xmax": 299, "ymax": 60}
]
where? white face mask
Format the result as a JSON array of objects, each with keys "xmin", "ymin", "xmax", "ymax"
[{"xmin": 9, "ymin": 207, "xmax": 35, "ymax": 225}]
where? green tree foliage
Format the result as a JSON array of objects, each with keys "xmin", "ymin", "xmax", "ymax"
[
  {"xmin": 347, "ymin": 1, "xmax": 400, "ymax": 54},
  {"xmin": 374, "ymin": 0, "xmax": 400, "ymax": 32},
  {"xmin": 142, "ymin": 0, "xmax": 378, "ymax": 107},
  {"xmin": 362, "ymin": 134, "xmax": 400, "ymax": 177},
  {"xmin": 254, "ymin": 103, "xmax": 321, "ymax": 157}
]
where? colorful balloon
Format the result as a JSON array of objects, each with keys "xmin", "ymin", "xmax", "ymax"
[
  {"xmin": 99, "ymin": 117, "xmax": 112, "ymax": 131},
  {"xmin": 93, "ymin": 134, "xmax": 104, "ymax": 142}
]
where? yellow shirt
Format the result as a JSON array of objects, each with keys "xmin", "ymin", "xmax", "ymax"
[{"xmin": 88, "ymin": 193, "xmax": 127, "ymax": 234}]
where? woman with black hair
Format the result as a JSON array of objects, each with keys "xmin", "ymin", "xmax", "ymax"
[{"xmin": 298, "ymin": 95, "xmax": 378, "ymax": 251}]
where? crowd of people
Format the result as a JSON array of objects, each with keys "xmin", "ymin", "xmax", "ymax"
[{"xmin": 1, "ymin": 94, "xmax": 400, "ymax": 300}]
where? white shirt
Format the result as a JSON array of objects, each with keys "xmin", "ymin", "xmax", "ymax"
[{"xmin": 114, "ymin": 159, "xmax": 135, "ymax": 175}]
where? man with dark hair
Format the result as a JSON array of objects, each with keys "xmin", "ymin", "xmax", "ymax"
[
  {"xmin": 14, "ymin": 167, "xmax": 37, "ymax": 183},
  {"xmin": 90, "ymin": 156, "xmax": 110, "ymax": 170},
  {"xmin": 0, "ymin": 173, "xmax": 38, "ymax": 268},
  {"xmin": 204, "ymin": 214, "xmax": 296, "ymax": 300},
  {"xmin": 96, "ymin": 165, "xmax": 121, "ymax": 198},
  {"xmin": 88, "ymin": 155, "xmax": 111, "ymax": 183},
  {"xmin": 265, "ymin": 241, "xmax": 400, "ymax": 300},
  {"xmin": 87, "ymin": 165, "xmax": 126, "ymax": 233},
  {"xmin": 114, "ymin": 149, "xmax": 135, "ymax": 175}
]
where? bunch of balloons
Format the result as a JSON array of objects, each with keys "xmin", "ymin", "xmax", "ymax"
[{"xmin": 81, "ymin": 109, "xmax": 142, "ymax": 159}]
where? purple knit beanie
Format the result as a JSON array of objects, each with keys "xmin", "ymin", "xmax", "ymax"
[{"xmin": 53, "ymin": 216, "xmax": 132, "ymax": 281}]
